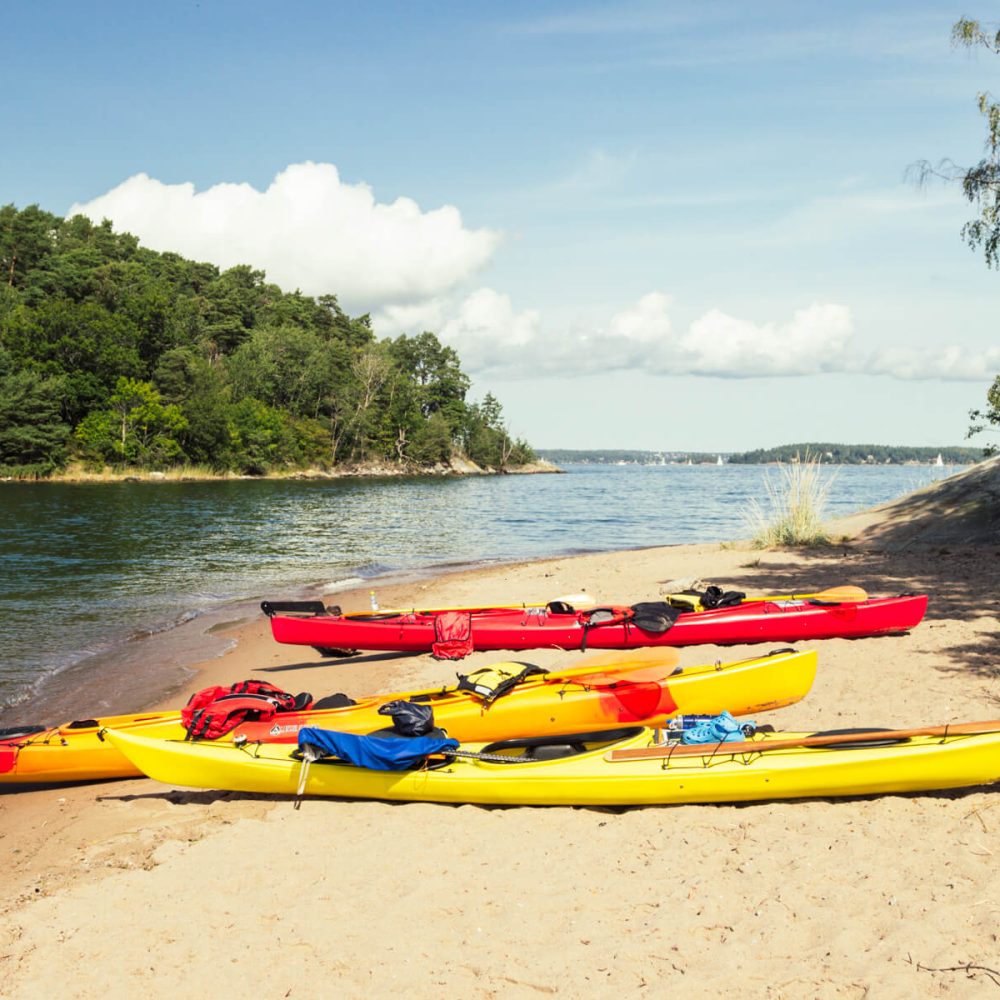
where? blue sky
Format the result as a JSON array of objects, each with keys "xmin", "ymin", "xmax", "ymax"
[{"xmin": 4, "ymin": 1, "xmax": 999, "ymax": 451}]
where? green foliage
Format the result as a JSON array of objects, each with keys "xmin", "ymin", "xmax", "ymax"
[
  {"xmin": 74, "ymin": 377, "xmax": 186, "ymax": 469},
  {"xmin": 0, "ymin": 349, "xmax": 69, "ymax": 474},
  {"xmin": 461, "ymin": 393, "xmax": 536, "ymax": 469},
  {"xmin": 913, "ymin": 20, "xmax": 1000, "ymax": 453},
  {"xmin": 968, "ymin": 375, "xmax": 1000, "ymax": 457},
  {"xmin": 950, "ymin": 19, "xmax": 1000, "ymax": 268},
  {"xmin": 0, "ymin": 203, "xmax": 533, "ymax": 477},
  {"xmin": 226, "ymin": 397, "xmax": 291, "ymax": 474}
]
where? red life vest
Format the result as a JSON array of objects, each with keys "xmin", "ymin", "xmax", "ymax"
[{"xmin": 181, "ymin": 680, "xmax": 311, "ymax": 740}]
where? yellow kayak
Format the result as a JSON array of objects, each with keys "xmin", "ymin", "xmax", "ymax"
[
  {"xmin": 0, "ymin": 647, "xmax": 815, "ymax": 785},
  {"xmin": 106, "ymin": 719, "xmax": 1000, "ymax": 806}
]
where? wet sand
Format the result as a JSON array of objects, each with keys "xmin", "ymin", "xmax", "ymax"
[{"xmin": 1, "ymin": 524, "xmax": 999, "ymax": 996}]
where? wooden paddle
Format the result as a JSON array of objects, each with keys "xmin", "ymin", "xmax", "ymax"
[
  {"xmin": 606, "ymin": 719, "xmax": 1000, "ymax": 761},
  {"xmin": 753, "ymin": 585, "xmax": 869, "ymax": 603}
]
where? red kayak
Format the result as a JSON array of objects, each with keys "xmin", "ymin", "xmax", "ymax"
[{"xmin": 261, "ymin": 593, "xmax": 928, "ymax": 657}]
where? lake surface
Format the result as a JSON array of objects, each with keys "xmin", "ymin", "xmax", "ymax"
[{"xmin": 0, "ymin": 462, "xmax": 955, "ymax": 720}]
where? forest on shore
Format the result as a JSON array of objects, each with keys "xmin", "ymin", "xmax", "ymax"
[
  {"xmin": 0, "ymin": 204, "xmax": 534, "ymax": 478},
  {"xmin": 726, "ymin": 443, "xmax": 980, "ymax": 465},
  {"xmin": 539, "ymin": 444, "xmax": 980, "ymax": 466}
]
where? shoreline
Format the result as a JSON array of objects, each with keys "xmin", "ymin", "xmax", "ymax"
[
  {"xmin": 0, "ymin": 543, "xmax": 634, "ymax": 726},
  {"xmin": 0, "ymin": 457, "xmax": 563, "ymax": 485},
  {"xmin": 1, "ymin": 534, "xmax": 999, "ymax": 994}
]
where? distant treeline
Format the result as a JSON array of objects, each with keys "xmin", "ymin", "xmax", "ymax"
[
  {"xmin": 539, "ymin": 445, "xmax": 980, "ymax": 466},
  {"xmin": 726, "ymin": 443, "xmax": 980, "ymax": 465},
  {"xmin": 0, "ymin": 204, "xmax": 533, "ymax": 477}
]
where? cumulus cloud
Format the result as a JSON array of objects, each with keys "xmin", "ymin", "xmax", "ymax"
[
  {"xmin": 68, "ymin": 163, "xmax": 500, "ymax": 311},
  {"xmin": 385, "ymin": 290, "xmax": 857, "ymax": 378},
  {"xmin": 382, "ymin": 288, "xmax": 993, "ymax": 383},
  {"xmin": 609, "ymin": 292, "xmax": 673, "ymax": 343},
  {"xmin": 676, "ymin": 303, "xmax": 855, "ymax": 377}
]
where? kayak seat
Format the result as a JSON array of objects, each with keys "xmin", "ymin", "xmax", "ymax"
[
  {"xmin": 481, "ymin": 726, "xmax": 644, "ymax": 756},
  {"xmin": 260, "ymin": 600, "xmax": 329, "ymax": 617},
  {"xmin": 311, "ymin": 692, "xmax": 357, "ymax": 710}
]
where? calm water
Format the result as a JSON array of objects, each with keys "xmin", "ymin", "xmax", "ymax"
[{"xmin": 0, "ymin": 463, "xmax": 954, "ymax": 719}]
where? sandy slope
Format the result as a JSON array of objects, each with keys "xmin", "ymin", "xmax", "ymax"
[{"xmin": 2, "ymin": 472, "xmax": 999, "ymax": 998}]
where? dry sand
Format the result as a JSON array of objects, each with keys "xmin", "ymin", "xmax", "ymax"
[{"xmin": 1, "ymin": 467, "xmax": 999, "ymax": 998}]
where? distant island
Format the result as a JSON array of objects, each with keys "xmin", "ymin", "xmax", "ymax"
[
  {"xmin": 539, "ymin": 444, "xmax": 982, "ymax": 466},
  {"xmin": 0, "ymin": 204, "xmax": 534, "ymax": 480}
]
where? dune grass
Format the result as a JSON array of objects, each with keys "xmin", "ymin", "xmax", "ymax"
[
  {"xmin": 29, "ymin": 463, "xmax": 227, "ymax": 482},
  {"xmin": 745, "ymin": 453, "xmax": 836, "ymax": 548}
]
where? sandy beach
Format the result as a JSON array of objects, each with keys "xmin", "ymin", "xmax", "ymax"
[{"xmin": 2, "ymin": 472, "xmax": 999, "ymax": 997}]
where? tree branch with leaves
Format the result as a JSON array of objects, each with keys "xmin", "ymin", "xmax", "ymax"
[{"xmin": 911, "ymin": 19, "xmax": 1000, "ymax": 454}]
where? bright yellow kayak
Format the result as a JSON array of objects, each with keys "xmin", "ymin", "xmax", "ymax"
[
  {"xmin": 0, "ymin": 648, "xmax": 815, "ymax": 785},
  {"xmin": 106, "ymin": 718, "xmax": 1000, "ymax": 807}
]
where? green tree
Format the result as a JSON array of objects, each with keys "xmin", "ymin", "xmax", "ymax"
[
  {"xmin": 915, "ymin": 19, "xmax": 1000, "ymax": 454},
  {"xmin": 226, "ymin": 397, "xmax": 289, "ymax": 474},
  {"xmin": 407, "ymin": 410, "xmax": 454, "ymax": 464},
  {"xmin": 75, "ymin": 377, "xmax": 186, "ymax": 468},
  {"xmin": 0, "ymin": 204, "xmax": 58, "ymax": 297},
  {"xmin": 4, "ymin": 298, "xmax": 143, "ymax": 425},
  {"xmin": 200, "ymin": 264, "xmax": 267, "ymax": 357},
  {"xmin": 462, "ymin": 392, "xmax": 533, "ymax": 470},
  {"xmin": 389, "ymin": 331, "xmax": 470, "ymax": 431},
  {"xmin": 968, "ymin": 378, "xmax": 1000, "ymax": 456},
  {"xmin": 154, "ymin": 347, "xmax": 231, "ymax": 467},
  {"xmin": 0, "ymin": 350, "xmax": 69, "ymax": 474}
]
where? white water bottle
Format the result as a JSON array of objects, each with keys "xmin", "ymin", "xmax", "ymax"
[{"xmin": 369, "ymin": 590, "xmax": 379, "ymax": 611}]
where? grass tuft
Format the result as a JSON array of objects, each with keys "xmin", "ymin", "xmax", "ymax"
[{"xmin": 745, "ymin": 452, "xmax": 836, "ymax": 548}]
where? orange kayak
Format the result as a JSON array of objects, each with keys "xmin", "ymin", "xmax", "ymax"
[{"xmin": 0, "ymin": 647, "xmax": 816, "ymax": 785}]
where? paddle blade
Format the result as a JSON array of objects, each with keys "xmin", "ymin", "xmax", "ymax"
[
  {"xmin": 812, "ymin": 585, "xmax": 868, "ymax": 603},
  {"xmin": 754, "ymin": 585, "xmax": 869, "ymax": 603},
  {"xmin": 555, "ymin": 664, "xmax": 679, "ymax": 688},
  {"xmin": 546, "ymin": 647, "xmax": 681, "ymax": 684}
]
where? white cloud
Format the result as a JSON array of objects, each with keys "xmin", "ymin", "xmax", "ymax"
[
  {"xmin": 676, "ymin": 303, "xmax": 855, "ymax": 377},
  {"xmin": 437, "ymin": 289, "xmax": 543, "ymax": 371},
  {"xmin": 609, "ymin": 292, "xmax": 673, "ymax": 343},
  {"xmin": 382, "ymin": 288, "xmax": 995, "ymax": 383},
  {"xmin": 375, "ymin": 299, "xmax": 449, "ymax": 338},
  {"xmin": 68, "ymin": 163, "xmax": 500, "ymax": 311}
]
